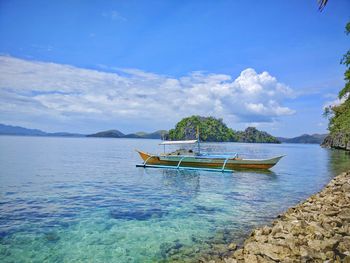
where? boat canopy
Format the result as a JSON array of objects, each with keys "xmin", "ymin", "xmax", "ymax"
[{"xmin": 159, "ymin": 140, "xmax": 198, "ymax": 145}]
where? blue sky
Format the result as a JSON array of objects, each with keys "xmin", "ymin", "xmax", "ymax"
[{"xmin": 0, "ymin": 0, "xmax": 349, "ymax": 136}]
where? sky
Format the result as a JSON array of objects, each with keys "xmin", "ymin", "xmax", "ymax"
[{"xmin": 0, "ymin": 0, "xmax": 349, "ymax": 137}]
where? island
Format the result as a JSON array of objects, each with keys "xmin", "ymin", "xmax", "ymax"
[{"xmin": 167, "ymin": 116, "xmax": 280, "ymax": 143}]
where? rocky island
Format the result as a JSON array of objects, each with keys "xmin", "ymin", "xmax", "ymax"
[{"xmin": 168, "ymin": 116, "xmax": 280, "ymax": 143}]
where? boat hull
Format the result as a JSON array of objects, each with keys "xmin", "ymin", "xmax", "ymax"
[{"xmin": 136, "ymin": 150, "xmax": 283, "ymax": 171}]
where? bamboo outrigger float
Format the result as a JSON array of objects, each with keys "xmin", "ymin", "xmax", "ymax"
[{"xmin": 136, "ymin": 135, "xmax": 284, "ymax": 172}]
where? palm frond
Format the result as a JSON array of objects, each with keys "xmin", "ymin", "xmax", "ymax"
[{"xmin": 318, "ymin": 0, "xmax": 328, "ymax": 11}]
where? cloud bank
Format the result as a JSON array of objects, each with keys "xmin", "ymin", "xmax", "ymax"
[{"xmin": 0, "ymin": 56, "xmax": 295, "ymax": 130}]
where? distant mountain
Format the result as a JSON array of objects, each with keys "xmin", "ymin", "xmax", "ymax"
[
  {"xmin": 277, "ymin": 134, "xmax": 328, "ymax": 144},
  {"xmin": 123, "ymin": 133, "xmax": 143, "ymax": 138},
  {"xmin": 47, "ymin": 132, "xmax": 85, "ymax": 137},
  {"xmin": 0, "ymin": 123, "xmax": 84, "ymax": 137},
  {"xmin": 0, "ymin": 123, "xmax": 47, "ymax": 136},
  {"xmin": 135, "ymin": 132, "xmax": 148, "ymax": 137},
  {"xmin": 123, "ymin": 130, "xmax": 168, "ymax": 139},
  {"xmin": 0, "ymin": 123, "xmax": 165, "ymax": 140},
  {"xmin": 142, "ymin": 130, "xmax": 168, "ymax": 139},
  {"xmin": 87, "ymin": 129, "xmax": 125, "ymax": 138}
]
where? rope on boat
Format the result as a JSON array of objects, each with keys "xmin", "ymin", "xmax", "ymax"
[
  {"xmin": 176, "ymin": 156, "xmax": 186, "ymax": 169},
  {"xmin": 143, "ymin": 155, "xmax": 156, "ymax": 166}
]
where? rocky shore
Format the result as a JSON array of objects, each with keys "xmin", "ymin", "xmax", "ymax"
[
  {"xmin": 206, "ymin": 170, "xmax": 350, "ymax": 263},
  {"xmin": 322, "ymin": 132, "xmax": 350, "ymax": 151}
]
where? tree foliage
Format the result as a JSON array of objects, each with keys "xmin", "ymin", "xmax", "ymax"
[
  {"xmin": 168, "ymin": 116, "xmax": 236, "ymax": 142},
  {"xmin": 324, "ymin": 22, "xmax": 350, "ymax": 133},
  {"xmin": 235, "ymin": 127, "xmax": 280, "ymax": 143},
  {"xmin": 318, "ymin": 0, "xmax": 328, "ymax": 11}
]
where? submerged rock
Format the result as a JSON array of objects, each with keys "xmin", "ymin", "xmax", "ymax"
[
  {"xmin": 44, "ymin": 232, "xmax": 60, "ymax": 242},
  {"xmin": 109, "ymin": 207, "xmax": 166, "ymax": 220}
]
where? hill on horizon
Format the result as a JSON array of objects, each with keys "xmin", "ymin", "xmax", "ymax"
[
  {"xmin": 277, "ymin": 134, "xmax": 328, "ymax": 144},
  {"xmin": 0, "ymin": 123, "xmax": 167, "ymax": 139},
  {"xmin": 87, "ymin": 129, "xmax": 167, "ymax": 139},
  {"xmin": 0, "ymin": 122, "xmax": 328, "ymax": 144},
  {"xmin": 87, "ymin": 129, "xmax": 125, "ymax": 138},
  {"xmin": 0, "ymin": 123, "xmax": 84, "ymax": 137}
]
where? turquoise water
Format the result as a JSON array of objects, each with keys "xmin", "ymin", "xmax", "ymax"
[{"xmin": 0, "ymin": 136, "xmax": 349, "ymax": 262}]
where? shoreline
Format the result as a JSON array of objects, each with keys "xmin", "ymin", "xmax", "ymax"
[{"xmin": 204, "ymin": 170, "xmax": 350, "ymax": 263}]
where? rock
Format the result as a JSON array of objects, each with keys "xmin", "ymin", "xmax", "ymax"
[
  {"xmin": 217, "ymin": 171, "xmax": 350, "ymax": 263},
  {"xmin": 259, "ymin": 243, "xmax": 290, "ymax": 261},
  {"xmin": 233, "ymin": 249, "xmax": 244, "ymax": 260},
  {"xmin": 300, "ymin": 246, "xmax": 322, "ymax": 260},
  {"xmin": 228, "ymin": 243, "xmax": 237, "ymax": 250},
  {"xmin": 337, "ymin": 239, "xmax": 350, "ymax": 254},
  {"xmin": 224, "ymin": 258, "xmax": 237, "ymax": 263},
  {"xmin": 321, "ymin": 238, "xmax": 339, "ymax": 250},
  {"xmin": 307, "ymin": 239, "xmax": 323, "ymax": 251},
  {"xmin": 254, "ymin": 234, "xmax": 268, "ymax": 243},
  {"xmin": 44, "ymin": 232, "xmax": 60, "ymax": 242},
  {"xmin": 344, "ymin": 255, "xmax": 350, "ymax": 263},
  {"xmin": 342, "ymin": 182, "xmax": 350, "ymax": 192},
  {"xmin": 243, "ymin": 242, "xmax": 260, "ymax": 255},
  {"xmin": 324, "ymin": 210, "xmax": 340, "ymax": 216},
  {"xmin": 325, "ymin": 250, "xmax": 335, "ymax": 259},
  {"xmin": 271, "ymin": 223, "xmax": 283, "ymax": 236},
  {"xmin": 256, "ymin": 255, "xmax": 276, "ymax": 263},
  {"xmin": 262, "ymin": 226, "xmax": 272, "ymax": 235},
  {"xmin": 321, "ymin": 132, "xmax": 350, "ymax": 151},
  {"xmin": 243, "ymin": 253, "xmax": 258, "ymax": 263}
]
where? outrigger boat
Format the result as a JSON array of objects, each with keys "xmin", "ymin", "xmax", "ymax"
[{"xmin": 136, "ymin": 138, "xmax": 284, "ymax": 173}]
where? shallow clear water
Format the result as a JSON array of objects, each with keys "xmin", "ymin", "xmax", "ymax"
[{"xmin": 0, "ymin": 136, "xmax": 349, "ymax": 262}]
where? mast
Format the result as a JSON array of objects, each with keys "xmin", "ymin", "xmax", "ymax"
[
  {"xmin": 161, "ymin": 133, "xmax": 165, "ymax": 154},
  {"xmin": 196, "ymin": 126, "xmax": 200, "ymax": 155}
]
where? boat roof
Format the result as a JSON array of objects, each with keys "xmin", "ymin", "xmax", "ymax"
[{"xmin": 159, "ymin": 140, "xmax": 198, "ymax": 145}]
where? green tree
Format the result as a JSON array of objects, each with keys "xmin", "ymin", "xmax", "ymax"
[
  {"xmin": 168, "ymin": 116, "xmax": 236, "ymax": 142},
  {"xmin": 324, "ymin": 22, "xmax": 350, "ymax": 133}
]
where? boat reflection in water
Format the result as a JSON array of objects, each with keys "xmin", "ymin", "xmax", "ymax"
[{"xmin": 142, "ymin": 168, "xmax": 201, "ymax": 196}]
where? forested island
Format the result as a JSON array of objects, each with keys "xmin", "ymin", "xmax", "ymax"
[{"xmin": 167, "ymin": 116, "xmax": 280, "ymax": 143}]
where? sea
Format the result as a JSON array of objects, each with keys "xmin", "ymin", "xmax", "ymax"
[{"xmin": 0, "ymin": 136, "xmax": 349, "ymax": 262}]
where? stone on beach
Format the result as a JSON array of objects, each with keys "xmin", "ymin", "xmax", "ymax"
[{"xmin": 206, "ymin": 170, "xmax": 350, "ymax": 262}]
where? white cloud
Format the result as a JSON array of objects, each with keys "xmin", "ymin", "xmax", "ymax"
[
  {"xmin": 102, "ymin": 10, "xmax": 126, "ymax": 21},
  {"xmin": 0, "ymin": 56, "xmax": 295, "ymax": 129},
  {"xmin": 323, "ymin": 92, "xmax": 347, "ymax": 110}
]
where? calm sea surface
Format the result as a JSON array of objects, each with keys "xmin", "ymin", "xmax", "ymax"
[{"xmin": 0, "ymin": 136, "xmax": 350, "ymax": 262}]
